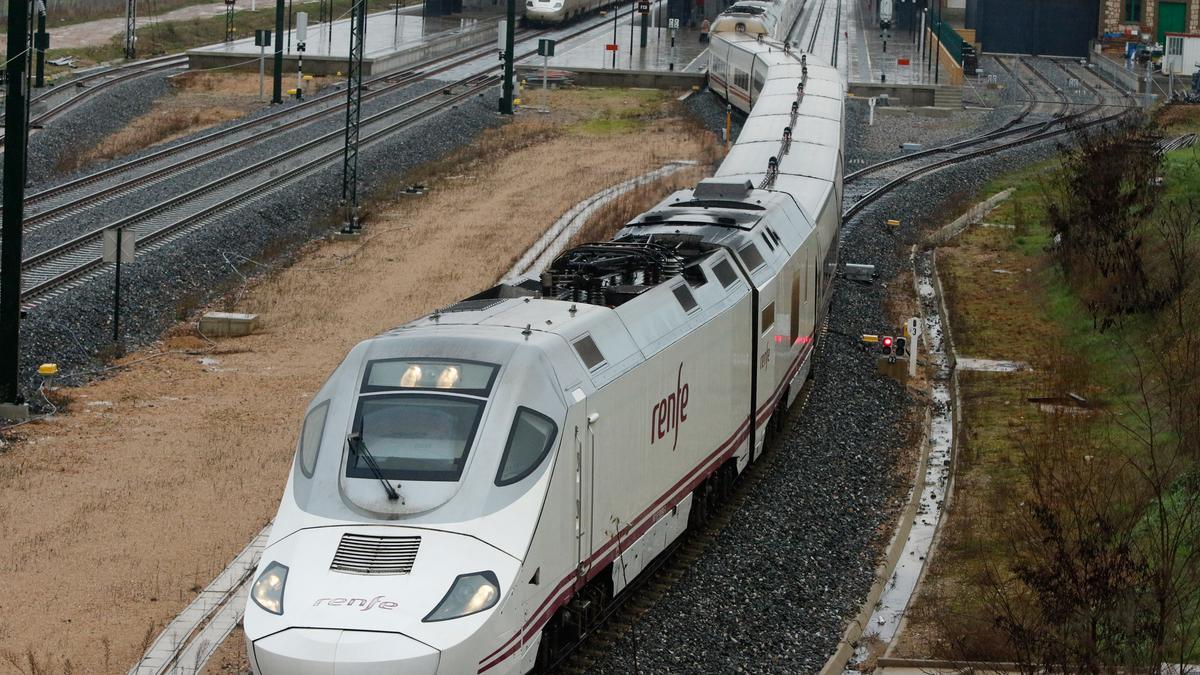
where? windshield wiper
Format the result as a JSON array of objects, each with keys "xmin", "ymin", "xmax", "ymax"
[{"xmin": 348, "ymin": 433, "xmax": 400, "ymax": 501}]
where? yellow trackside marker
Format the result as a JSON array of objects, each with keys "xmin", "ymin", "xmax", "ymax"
[
  {"xmin": 38, "ymin": 363, "xmax": 59, "ymax": 377},
  {"xmin": 886, "ymin": 219, "xmax": 901, "ymax": 228},
  {"xmin": 861, "ymin": 334, "xmax": 880, "ymax": 344}
]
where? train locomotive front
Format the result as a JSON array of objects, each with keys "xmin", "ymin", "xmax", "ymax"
[{"xmin": 243, "ymin": 328, "xmax": 574, "ymax": 674}]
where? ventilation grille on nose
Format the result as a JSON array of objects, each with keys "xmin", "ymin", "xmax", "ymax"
[{"xmin": 330, "ymin": 534, "xmax": 420, "ymax": 575}]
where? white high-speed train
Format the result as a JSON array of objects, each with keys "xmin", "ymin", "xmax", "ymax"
[
  {"xmin": 242, "ymin": 30, "xmax": 844, "ymax": 675},
  {"xmin": 524, "ymin": 0, "xmax": 613, "ymax": 24},
  {"xmin": 710, "ymin": 0, "xmax": 803, "ymax": 40}
]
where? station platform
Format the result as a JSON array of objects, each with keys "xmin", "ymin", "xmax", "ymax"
[
  {"xmin": 843, "ymin": 0, "xmax": 963, "ymax": 105},
  {"xmin": 541, "ymin": 11, "xmax": 709, "ymax": 73},
  {"xmin": 187, "ymin": 6, "xmax": 496, "ymax": 75}
]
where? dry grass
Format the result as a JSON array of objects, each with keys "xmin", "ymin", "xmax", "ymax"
[
  {"xmin": 0, "ymin": 87, "xmax": 714, "ymax": 674},
  {"xmin": 55, "ymin": 71, "xmax": 338, "ymax": 176},
  {"xmin": 566, "ymin": 164, "xmax": 713, "ymax": 248}
]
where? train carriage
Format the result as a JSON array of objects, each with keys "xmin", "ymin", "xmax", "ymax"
[{"xmin": 243, "ymin": 26, "xmax": 845, "ymax": 675}]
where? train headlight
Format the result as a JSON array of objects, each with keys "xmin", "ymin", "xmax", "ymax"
[
  {"xmin": 251, "ymin": 561, "xmax": 289, "ymax": 615},
  {"xmin": 423, "ymin": 571, "xmax": 500, "ymax": 622}
]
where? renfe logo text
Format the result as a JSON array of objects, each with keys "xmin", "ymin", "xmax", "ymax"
[
  {"xmin": 314, "ymin": 595, "xmax": 398, "ymax": 611},
  {"xmin": 651, "ymin": 363, "xmax": 689, "ymax": 451}
]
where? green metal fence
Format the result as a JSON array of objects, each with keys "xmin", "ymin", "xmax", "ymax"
[{"xmin": 933, "ymin": 18, "xmax": 964, "ymax": 64}]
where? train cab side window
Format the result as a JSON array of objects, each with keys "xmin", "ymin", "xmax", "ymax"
[
  {"xmin": 573, "ymin": 335, "xmax": 606, "ymax": 371},
  {"xmin": 495, "ymin": 407, "xmax": 558, "ymax": 486},
  {"xmin": 753, "ymin": 71, "xmax": 765, "ymax": 93},
  {"xmin": 673, "ymin": 284, "xmax": 699, "ymax": 313},
  {"xmin": 298, "ymin": 400, "xmax": 330, "ymax": 478},
  {"xmin": 738, "ymin": 242, "xmax": 765, "ymax": 270},
  {"xmin": 713, "ymin": 259, "xmax": 738, "ymax": 287},
  {"xmin": 761, "ymin": 302, "xmax": 775, "ymax": 335},
  {"xmin": 734, "ymin": 69, "xmax": 750, "ymax": 90}
]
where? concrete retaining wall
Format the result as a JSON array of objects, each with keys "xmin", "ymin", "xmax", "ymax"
[
  {"xmin": 516, "ymin": 65, "xmax": 706, "ymax": 90},
  {"xmin": 848, "ymin": 82, "xmax": 963, "ymax": 107}
]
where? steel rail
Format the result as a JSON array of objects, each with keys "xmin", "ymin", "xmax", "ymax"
[
  {"xmin": 19, "ymin": 1, "xmax": 655, "ymax": 304},
  {"xmin": 21, "ymin": 74, "xmax": 500, "ymax": 302},
  {"xmin": 806, "ymin": 0, "xmax": 828, "ymax": 54},
  {"xmin": 844, "ymin": 56, "xmax": 1119, "ymax": 186},
  {"xmin": 843, "ymin": 105, "xmax": 1132, "ymax": 221},
  {"xmin": 0, "ymin": 55, "xmax": 189, "ymax": 147},
  {"xmin": 15, "ymin": 31, "xmax": 545, "ymax": 227}
]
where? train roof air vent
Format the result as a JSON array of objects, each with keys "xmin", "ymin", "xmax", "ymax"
[
  {"xmin": 330, "ymin": 533, "xmax": 421, "ymax": 575},
  {"xmin": 692, "ymin": 179, "xmax": 754, "ymax": 201},
  {"xmin": 443, "ymin": 298, "xmax": 505, "ymax": 313}
]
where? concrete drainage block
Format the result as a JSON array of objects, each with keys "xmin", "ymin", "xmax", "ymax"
[{"xmin": 199, "ymin": 312, "xmax": 259, "ymax": 338}]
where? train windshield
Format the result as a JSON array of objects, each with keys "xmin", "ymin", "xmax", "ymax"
[{"xmin": 349, "ymin": 394, "xmax": 485, "ymax": 482}]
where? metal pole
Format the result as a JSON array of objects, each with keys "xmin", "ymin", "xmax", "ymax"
[
  {"xmin": 612, "ymin": 1, "xmax": 619, "ymax": 68},
  {"xmin": 125, "ymin": 0, "xmax": 137, "ymax": 59},
  {"xmin": 273, "ymin": 0, "xmax": 285, "ymax": 103},
  {"xmin": 225, "ymin": 0, "xmax": 236, "ymax": 42},
  {"xmin": 259, "ymin": 43, "xmax": 266, "ymax": 98},
  {"xmin": 933, "ymin": 14, "xmax": 940, "ymax": 83},
  {"xmin": 287, "ymin": 0, "xmax": 294, "ymax": 52},
  {"xmin": 113, "ymin": 229, "xmax": 122, "ymax": 344},
  {"xmin": 34, "ymin": 2, "xmax": 46, "ymax": 88},
  {"xmin": 341, "ymin": 0, "xmax": 367, "ymax": 231},
  {"xmin": 501, "ymin": 0, "xmax": 515, "ymax": 113},
  {"xmin": 1, "ymin": 0, "xmax": 30, "ymax": 405},
  {"xmin": 629, "ymin": 5, "xmax": 635, "ymax": 59},
  {"xmin": 394, "ymin": 0, "xmax": 400, "ymax": 46}
]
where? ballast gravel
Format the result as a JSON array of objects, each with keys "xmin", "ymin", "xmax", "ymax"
[
  {"xmin": 587, "ymin": 94, "xmax": 1065, "ymax": 673},
  {"xmin": 18, "ymin": 70, "xmax": 172, "ymax": 185},
  {"xmin": 14, "ymin": 87, "xmax": 503, "ymax": 395}
]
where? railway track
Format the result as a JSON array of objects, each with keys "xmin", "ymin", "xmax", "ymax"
[
  {"xmin": 0, "ymin": 54, "xmax": 188, "ymax": 147},
  {"xmin": 843, "ymin": 56, "xmax": 1133, "ymax": 220},
  {"xmin": 16, "ymin": 2, "xmax": 663, "ymax": 307},
  {"xmin": 20, "ymin": 73, "xmax": 497, "ymax": 305},
  {"xmin": 14, "ymin": 33, "xmax": 544, "ymax": 241}
]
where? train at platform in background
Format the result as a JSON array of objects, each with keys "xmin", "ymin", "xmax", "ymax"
[
  {"xmin": 523, "ymin": 0, "xmax": 621, "ymax": 24},
  {"xmin": 878, "ymin": 0, "xmax": 894, "ymax": 29},
  {"xmin": 241, "ymin": 19, "xmax": 845, "ymax": 675},
  {"xmin": 710, "ymin": 0, "xmax": 803, "ymax": 39}
]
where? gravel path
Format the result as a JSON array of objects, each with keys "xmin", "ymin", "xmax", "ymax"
[
  {"xmin": 15, "ymin": 88, "xmax": 502, "ymax": 396},
  {"xmin": 585, "ymin": 92, "xmax": 1060, "ymax": 674}
]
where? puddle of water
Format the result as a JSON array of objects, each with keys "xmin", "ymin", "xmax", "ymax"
[{"xmin": 846, "ymin": 253, "xmax": 954, "ymax": 670}]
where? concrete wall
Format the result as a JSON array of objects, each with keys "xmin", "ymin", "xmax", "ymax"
[
  {"xmin": 848, "ymin": 82, "xmax": 963, "ymax": 106},
  {"xmin": 515, "ymin": 65, "xmax": 706, "ymax": 89}
]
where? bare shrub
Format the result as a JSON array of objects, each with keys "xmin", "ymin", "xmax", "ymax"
[{"xmin": 1044, "ymin": 118, "xmax": 1164, "ymax": 330}]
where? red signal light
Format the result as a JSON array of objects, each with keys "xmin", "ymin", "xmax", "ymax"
[{"xmin": 882, "ymin": 336, "xmax": 894, "ymax": 348}]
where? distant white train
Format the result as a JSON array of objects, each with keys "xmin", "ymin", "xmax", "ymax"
[
  {"xmin": 710, "ymin": 0, "xmax": 803, "ymax": 40},
  {"xmin": 242, "ymin": 28, "xmax": 844, "ymax": 675},
  {"xmin": 524, "ymin": 0, "xmax": 613, "ymax": 24}
]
